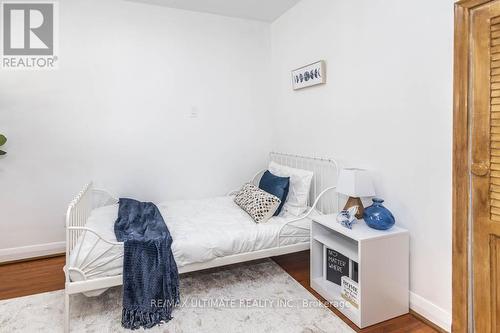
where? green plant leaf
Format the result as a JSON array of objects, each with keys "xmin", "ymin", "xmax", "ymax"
[
  {"xmin": 0, "ymin": 150, "xmax": 6, "ymax": 155},
  {"xmin": 0, "ymin": 134, "xmax": 6, "ymax": 146}
]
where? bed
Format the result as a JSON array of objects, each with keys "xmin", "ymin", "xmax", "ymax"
[{"xmin": 63, "ymin": 152, "xmax": 340, "ymax": 332}]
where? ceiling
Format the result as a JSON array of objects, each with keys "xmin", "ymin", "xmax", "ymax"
[{"xmin": 130, "ymin": 0, "xmax": 302, "ymax": 22}]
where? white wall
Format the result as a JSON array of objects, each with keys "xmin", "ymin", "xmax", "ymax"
[
  {"xmin": 0, "ymin": 0, "xmax": 454, "ymax": 329},
  {"xmin": 0, "ymin": 0, "xmax": 273, "ymax": 252},
  {"xmin": 270, "ymin": 0, "xmax": 453, "ymax": 329}
]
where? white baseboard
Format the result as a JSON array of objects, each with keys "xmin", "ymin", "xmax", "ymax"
[
  {"xmin": 0, "ymin": 242, "xmax": 65, "ymax": 263},
  {"xmin": 410, "ymin": 291, "xmax": 451, "ymax": 332}
]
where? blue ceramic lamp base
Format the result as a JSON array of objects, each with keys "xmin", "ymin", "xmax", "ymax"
[{"xmin": 363, "ymin": 198, "xmax": 395, "ymax": 230}]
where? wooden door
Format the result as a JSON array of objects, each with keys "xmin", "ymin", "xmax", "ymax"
[{"xmin": 471, "ymin": 2, "xmax": 500, "ymax": 331}]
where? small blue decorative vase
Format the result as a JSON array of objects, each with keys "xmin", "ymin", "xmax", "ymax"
[{"xmin": 363, "ymin": 198, "xmax": 395, "ymax": 230}]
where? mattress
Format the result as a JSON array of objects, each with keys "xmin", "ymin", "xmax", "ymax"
[{"xmin": 68, "ymin": 196, "xmax": 313, "ymax": 283}]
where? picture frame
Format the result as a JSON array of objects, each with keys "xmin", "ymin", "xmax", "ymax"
[{"xmin": 291, "ymin": 60, "xmax": 326, "ymax": 90}]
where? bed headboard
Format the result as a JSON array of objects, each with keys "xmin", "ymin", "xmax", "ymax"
[{"xmin": 267, "ymin": 152, "xmax": 340, "ymax": 214}]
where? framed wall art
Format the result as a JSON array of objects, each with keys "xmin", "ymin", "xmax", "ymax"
[{"xmin": 291, "ymin": 60, "xmax": 326, "ymax": 90}]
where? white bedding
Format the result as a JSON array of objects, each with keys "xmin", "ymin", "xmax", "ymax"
[{"xmin": 69, "ymin": 196, "xmax": 313, "ymax": 282}]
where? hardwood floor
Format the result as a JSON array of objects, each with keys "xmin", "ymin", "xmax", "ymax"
[
  {"xmin": 0, "ymin": 255, "xmax": 66, "ymax": 300},
  {"xmin": 272, "ymin": 251, "xmax": 439, "ymax": 333},
  {"xmin": 0, "ymin": 251, "xmax": 438, "ymax": 332}
]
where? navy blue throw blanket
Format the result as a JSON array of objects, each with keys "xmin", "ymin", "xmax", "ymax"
[{"xmin": 114, "ymin": 198, "xmax": 180, "ymax": 330}]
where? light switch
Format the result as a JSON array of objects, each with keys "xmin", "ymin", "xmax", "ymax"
[{"xmin": 189, "ymin": 106, "xmax": 199, "ymax": 118}]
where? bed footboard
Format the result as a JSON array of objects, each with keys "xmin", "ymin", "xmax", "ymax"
[
  {"xmin": 65, "ymin": 183, "xmax": 122, "ymax": 286},
  {"xmin": 64, "ymin": 182, "xmax": 122, "ymax": 332},
  {"xmin": 65, "ymin": 183, "xmax": 120, "ymax": 263},
  {"xmin": 66, "ymin": 182, "xmax": 94, "ymax": 258}
]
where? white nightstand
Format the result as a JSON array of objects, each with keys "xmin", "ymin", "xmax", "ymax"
[{"xmin": 310, "ymin": 214, "xmax": 409, "ymax": 328}]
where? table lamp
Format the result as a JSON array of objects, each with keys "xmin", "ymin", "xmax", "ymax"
[{"xmin": 337, "ymin": 168, "xmax": 376, "ymax": 219}]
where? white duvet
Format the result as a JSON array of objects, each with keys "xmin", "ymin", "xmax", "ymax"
[{"xmin": 69, "ymin": 196, "xmax": 312, "ymax": 282}]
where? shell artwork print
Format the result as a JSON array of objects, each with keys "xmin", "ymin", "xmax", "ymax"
[{"xmin": 291, "ymin": 60, "xmax": 326, "ymax": 90}]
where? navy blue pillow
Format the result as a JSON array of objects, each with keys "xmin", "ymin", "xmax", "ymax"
[{"xmin": 259, "ymin": 170, "xmax": 290, "ymax": 216}]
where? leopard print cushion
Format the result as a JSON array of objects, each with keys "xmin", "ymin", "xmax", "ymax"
[{"xmin": 234, "ymin": 183, "xmax": 281, "ymax": 223}]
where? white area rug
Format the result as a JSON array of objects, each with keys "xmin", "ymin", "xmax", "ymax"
[{"xmin": 0, "ymin": 260, "xmax": 354, "ymax": 333}]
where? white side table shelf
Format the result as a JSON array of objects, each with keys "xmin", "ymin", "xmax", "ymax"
[{"xmin": 310, "ymin": 214, "xmax": 409, "ymax": 328}]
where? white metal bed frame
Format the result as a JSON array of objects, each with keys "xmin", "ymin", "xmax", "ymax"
[{"xmin": 64, "ymin": 152, "xmax": 339, "ymax": 332}]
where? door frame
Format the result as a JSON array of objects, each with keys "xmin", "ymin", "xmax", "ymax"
[{"xmin": 454, "ymin": 0, "xmax": 494, "ymax": 331}]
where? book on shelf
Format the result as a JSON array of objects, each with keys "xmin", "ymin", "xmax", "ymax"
[{"xmin": 341, "ymin": 276, "xmax": 359, "ymax": 309}]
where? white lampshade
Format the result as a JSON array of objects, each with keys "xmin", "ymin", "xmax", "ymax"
[{"xmin": 337, "ymin": 168, "xmax": 376, "ymax": 198}]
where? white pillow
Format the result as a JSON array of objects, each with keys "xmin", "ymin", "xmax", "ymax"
[{"xmin": 268, "ymin": 161, "xmax": 313, "ymax": 216}]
